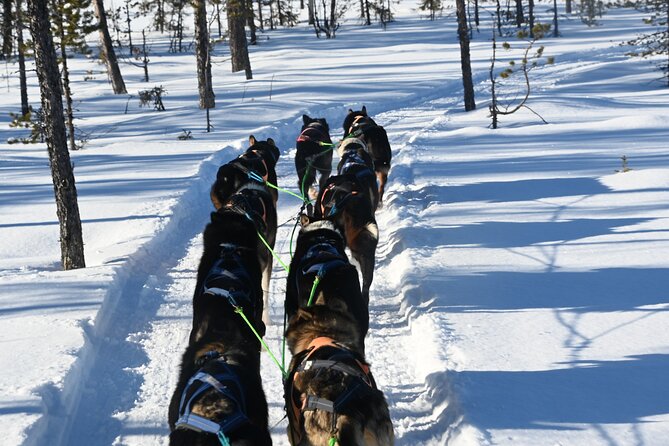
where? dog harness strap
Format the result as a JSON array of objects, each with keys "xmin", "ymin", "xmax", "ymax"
[
  {"xmin": 299, "ymin": 359, "xmax": 370, "ymax": 383},
  {"xmin": 176, "ymin": 361, "xmax": 249, "ymax": 436},
  {"xmin": 303, "ymin": 395, "xmax": 335, "ymax": 413}
]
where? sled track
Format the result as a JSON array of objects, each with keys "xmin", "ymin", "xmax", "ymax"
[{"xmin": 23, "ymin": 92, "xmax": 466, "ymax": 445}]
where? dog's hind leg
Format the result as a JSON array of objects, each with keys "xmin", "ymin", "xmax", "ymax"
[
  {"xmin": 348, "ymin": 221, "xmax": 379, "ymax": 305},
  {"xmin": 316, "ymin": 154, "xmax": 333, "ymax": 195},
  {"xmin": 262, "ymin": 261, "xmax": 272, "ymax": 326},
  {"xmin": 376, "ymin": 169, "xmax": 389, "ymax": 205}
]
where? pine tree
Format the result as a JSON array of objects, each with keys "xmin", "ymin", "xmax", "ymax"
[
  {"xmin": 138, "ymin": 0, "xmax": 168, "ymax": 32},
  {"xmin": 627, "ymin": 0, "xmax": 669, "ymax": 86},
  {"xmin": 27, "ymin": 0, "xmax": 86, "ymax": 270},
  {"xmin": 418, "ymin": 0, "xmax": 442, "ymax": 20}
]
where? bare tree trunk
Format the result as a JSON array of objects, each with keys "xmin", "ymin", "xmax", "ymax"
[
  {"xmin": 566, "ymin": 0, "xmax": 572, "ymax": 14},
  {"xmin": 474, "ymin": 0, "xmax": 480, "ymax": 28},
  {"xmin": 141, "ymin": 29, "xmax": 149, "ymax": 82},
  {"xmin": 490, "ymin": 25, "xmax": 498, "ymax": 128},
  {"xmin": 515, "ymin": 0, "xmax": 524, "ymax": 27},
  {"xmin": 256, "ymin": 0, "xmax": 264, "ymax": 30},
  {"xmin": 57, "ymin": 0, "xmax": 77, "ymax": 152},
  {"xmin": 93, "ymin": 0, "xmax": 127, "ymax": 94},
  {"xmin": 124, "ymin": 0, "xmax": 134, "ymax": 55},
  {"xmin": 193, "ymin": 0, "xmax": 215, "ymax": 109},
  {"xmin": 227, "ymin": 0, "xmax": 253, "ymax": 79},
  {"xmin": 528, "ymin": 0, "xmax": 535, "ymax": 37},
  {"xmin": 246, "ymin": 0, "xmax": 257, "ymax": 44},
  {"xmin": 27, "ymin": 0, "xmax": 85, "ymax": 270},
  {"xmin": 456, "ymin": 0, "xmax": 476, "ymax": 111},
  {"xmin": 329, "ymin": 0, "xmax": 336, "ymax": 33},
  {"xmin": 2, "ymin": 0, "xmax": 13, "ymax": 57},
  {"xmin": 277, "ymin": 0, "xmax": 283, "ymax": 25},
  {"xmin": 16, "ymin": 0, "xmax": 29, "ymax": 115},
  {"xmin": 364, "ymin": 0, "xmax": 370, "ymax": 25},
  {"xmin": 553, "ymin": 0, "xmax": 559, "ymax": 36},
  {"xmin": 308, "ymin": 0, "xmax": 314, "ymax": 24}
]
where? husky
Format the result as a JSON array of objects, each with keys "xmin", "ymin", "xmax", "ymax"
[
  {"xmin": 209, "ymin": 136, "xmax": 280, "ymax": 325},
  {"xmin": 342, "ymin": 106, "xmax": 392, "ymax": 203},
  {"xmin": 168, "ymin": 210, "xmax": 271, "ymax": 445},
  {"xmin": 295, "ymin": 115, "xmax": 334, "ymax": 200},
  {"xmin": 284, "ymin": 305, "xmax": 394, "ymax": 446},
  {"xmin": 285, "ymin": 215, "xmax": 369, "ymax": 343},
  {"xmin": 315, "ymin": 139, "xmax": 379, "ymax": 305}
]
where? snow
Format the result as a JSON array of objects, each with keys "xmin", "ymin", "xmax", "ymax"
[{"xmin": 2, "ymin": 2, "xmax": 669, "ymax": 445}]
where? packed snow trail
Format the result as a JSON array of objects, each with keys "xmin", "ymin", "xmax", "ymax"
[{"xmin": 20, "ymin": 96, "xmax": 463, "ymax": 445}]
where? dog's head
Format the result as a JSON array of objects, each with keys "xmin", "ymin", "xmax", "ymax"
[
  {"xmin": 211, "ymin": 163, "xmax": 248, "ymax": 210},
  {"xmin": 302, "ymin": 114, "xmax": 330, "ymax": 133},
  {"xmin": 248, "ymin": 135, "xmax": 280, "ymax": 168},
  {"xmin": 342, "ymin": 105, "xmax": 367, "ymax": 135}
]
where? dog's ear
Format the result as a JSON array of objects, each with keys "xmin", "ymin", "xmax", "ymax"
[
  {"xmin": 295, "ymin": 308, "xmax": 313, "ymax": 322},
  {"xmin": 302, "ymin": 114, "xmax": 311, "ymax": 125},
  {"xmin": 267, "ymin": 137, "xmax": 276, "ymax": 147},
  {"xmin": 361, "ymin": 105, "xmax": 367, "ymax": 115},
  {"xmin": 299, "ymin": 213, "xmax": 311, "ymax": 227},
  {"xmin": 348, "ymin": 108, "xmax": 353, "ymax": 113},
  {"xmin": 249, "ymin": 135, "xmax": 257, "ymax": 146}
]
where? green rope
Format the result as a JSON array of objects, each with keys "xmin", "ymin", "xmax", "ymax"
[
  {"xmin": 234, "ymin": 307, "xmax": 287, "ymax": 378},
  {"xmin": 306, "ymin": 275, "xmax": 321, "ymax": 307},
  {"xmin": 265, "ymin": 180, "xmax": 309, "ymax": 203},
  {"xmin": 300, "ymin": 164, "xmax": 311, "ymax": 202},
  {"xmin": 328, "ymin": 435, "xmax": 338, "ymax": 446},
  {"xmin": 256, "ymin": 230, "xmax": 290, "ymax": 273}
]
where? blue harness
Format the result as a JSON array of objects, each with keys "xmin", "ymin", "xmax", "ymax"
[
  {"xmin": 175, "ymin": 353, "xmax": 249, "ymax": 444},
  {"xmin": 339, "ymin": 150, "xmax": 376, "ymax": 184},
  {"xmin": 201, "ymin": 247, "xmax": 254, "ymax": 310},
  {"xmin": 297, "ymin": 241, "xmax": 349, "ymax": 304}
]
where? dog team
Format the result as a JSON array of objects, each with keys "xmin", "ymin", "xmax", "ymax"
[{"xmin": 168, "ymin": 106, "xmax": 394, "ymax": 445}]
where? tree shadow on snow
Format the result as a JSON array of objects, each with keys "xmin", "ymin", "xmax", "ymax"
[{"xmin": 451, "ymin": 354, "xmax": 669, "ymax": 431}]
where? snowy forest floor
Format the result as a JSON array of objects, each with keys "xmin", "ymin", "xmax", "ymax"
[{"xmin": 1, "ymin": 3, "xmax": 669, "ymax": 445}]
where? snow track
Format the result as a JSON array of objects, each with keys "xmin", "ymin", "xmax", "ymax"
[{"xmin": 20, "ymin": 99, "xmax": 460, "ymax": 445}]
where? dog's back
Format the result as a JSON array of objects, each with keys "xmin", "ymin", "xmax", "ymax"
[
  {"xmin": 169, "ymin": 208, "xmax": 271, "ymax": 445},
  {"xmin": 284, "ymin": 306, "xmax": 394, "ymax": 446},
  {"xmin": 286, "ymin": 217, "xmax": 369, "ymax": 339},
  {"xmin": 342, "ymin": 107, "xmax": 392, "ymax": 203},
  {"xmin": 296, "ymin": 115, "xmax": 334, "ymax": 199}
]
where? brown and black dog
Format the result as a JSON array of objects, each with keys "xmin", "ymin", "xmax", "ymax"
[
  {"xmin": 342, "ymin": 106, "xmax": 392, "ymax": 203},
  {"xmin": 285, "ymin": 215, "xmax": 369, "ymax": 345},
  {"xmin": 284, "ymin": 305, "xmax": 394, "ymax": 446},
  {"xmin": 210, "ymin": 135, "xmax": 281, "ymax": 209},
  {"xmin": 168, "ymin": 208, "xmax": 271, "ymax": 446},
  {"xmin": 295, "ymin": 114, "xmax": 334, "ymax": 200},
  {"xmin": 315, "ymin": 138, "xmax": 379, "ymax": 305},
  {"xmin": 210, "ymin": 135, "xmax": 280, "ymax": 325}
]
